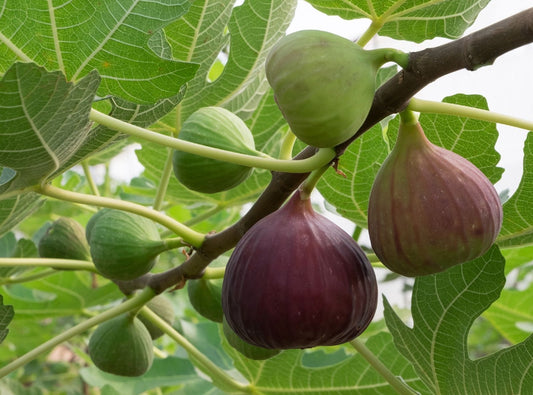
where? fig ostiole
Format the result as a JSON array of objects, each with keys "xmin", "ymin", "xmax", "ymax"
[
  {"xmin": 38, "ymin": 217, "xmax": 91, "ymax": 261},
  {"xmin": 87, "ymin": 209, "xmax": 175, "ymax": 281},
  {"xmin": 88, "ymin": 313, "xmax": 154, "ymax": 377},
  {"xmin": 266, "ymin": 29, "xmax": 406, "ymax": 148},
  {"xmin": 222, "ymin": 190, "xmax": 378, "ymax": 350},
  {"xmin": 367, "ymin": 112, "xmax": 503, "ymax": 277},
  {"xmin": 172, "ymin": 106, "xmax": 259, "ymax": 194}
]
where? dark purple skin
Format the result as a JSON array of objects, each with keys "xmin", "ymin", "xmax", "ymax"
[{"xmin": 222, "ymin": 190, "xmax": 378, "ymax": 350}]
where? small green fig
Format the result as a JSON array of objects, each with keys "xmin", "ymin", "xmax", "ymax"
[
  {"xmin": 38, "ymin": 217, "xmax": 90, "ymax": 261},
  {"xmin": 187, "ymin": 278, "xmax": 223, "ymax": 323},
  {"xmin": 172, "ymin": 107, "xmax": 258, "ymax": 194},
  {"xmin": 367, "ymin": 115, "xmax": 503, "ymax": 276},
  {"xmin": 138, "ymin": 295, "xmax": 175, "ymax": 340},
  {"xmin": 88, "ymin": 313, "xmax": 154, "ymax": 377},
  {"xmin": 266, "ymin": 30, "xmax": 405, "ymax": 148},
  {"xmin": 222, "ymin": 316, "xmax": 280, "ymax": 360},
  {"xmin": 88, "ymin": 209, "xmax": 168, "ymax": 280}
]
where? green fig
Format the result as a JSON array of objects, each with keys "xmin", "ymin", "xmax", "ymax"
[
  {"xmin": 138, "ymin": 295, "xmax": 175, "ymax": 340},
  {"xmin": 88, "ymin": 209, "xmax": 169, "ymax": 280},
  {"xmin": 266, "ymin": 30, "xmax": 406, "ymax": 148},
  {"xmin": 367, "ymin": 114, "xmax": 503, "ymax": 276},
  {"xmin": 88, "ymin": 313, "xmax": 154, "ymax": 377},
  {"xmin": 38, "ymin": 217, "xmax": 90, "ymax": 261},
  {"xmin": 222, "ymin": 316, "xmax": 280, "ymax": 360},
  {"xmin": 172, "ymin": 107, "xmax": 258, "ymax": 193},
  {"xmin": 187, "ymin": 278, "xmax": 223, "ymax": 323}
]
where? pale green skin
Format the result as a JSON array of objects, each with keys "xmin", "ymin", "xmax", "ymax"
[
  {"xmin": 138, "ymin": 295, "xmax": 175, "ymax": 340},
  {"xmin": 266, "ymin": 30, "xmax": 389, "ymax": 148},
  {"xmin": 88, "ymin": 314, "xmax": 154, "ymax": 377},
  {"xmin": 187, "ymin": 278, "xmax": 223, "ymax": 323},
  {"xmin": 38, "ymin": 217, "xmax": 91, "ymax": 261},
  {"xmin": 173, "ymin": 107, "xmax": 258, "ymax": 194}
]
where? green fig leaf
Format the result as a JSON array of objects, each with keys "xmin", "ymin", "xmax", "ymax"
[
  {"xmin": 0, "ymin": 193, "xmax": 44, "ymax": 238},
  {"xmin": 0, "ymin": 294, "xmax": 14, "ymax": 344},
  {"xmin": 384, "ymin": 245, "xmax": 533, "ymax": 394},
  {"xmin": 0, "ymin": 232, "xmax": 38, "ymax": 279},
  {"xmin": 0, "ymin": 0, "xmax": 198, "ymax": 103},
  {"xmin": 304, "ymin": 0, "xmax": 490, "ymax": 43}
]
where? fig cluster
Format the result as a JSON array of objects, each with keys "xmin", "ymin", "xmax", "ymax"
[
  {"xmin": 222, "ymin": 190, "xmax": 378, "ymax": 350},
  {"xmin": 367, "ymin": 118, "xmax": 503, "ymax": 276}
]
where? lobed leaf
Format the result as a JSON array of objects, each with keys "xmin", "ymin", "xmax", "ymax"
[{"xmin": 0, "ymin": 294, "xmax": 14, "ymax": 344}]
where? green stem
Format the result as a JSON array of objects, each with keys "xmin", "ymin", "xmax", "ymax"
[
  {"xmin": 89, "ymin": 109, "xmax": 336, "ymax": 173},
  {"xmin": 153, "ymin": 148, "xmax": 174, "ymax": 211},
  {"xmin": 0, "ymin": 288, "xmax": 156, "ymax": 379},
  {"xmin": 0, "ymin": 269, "xmax": 57, "ymax": 285},
  {"xmin": 162, "ymin": 237, "xmax": 188, "ymax": 251},
  {"xmin": 350, "ymin": 338, "xmax": 418, "ymax": 395},
  {"xmin": 299, "ymin": 164, "xmax": 331, "ymax": 200},
  {"xmin": 202, "ymin": 266, "xmax": 226, "ymax": 279},
  {"xmin": 356, "ymin": 19, "xmax": 384, "ymax": 47},
  {"xmin": 279, "ymin": 128, "xmax": 297, "ymax": 160},
  {"xmin": 407, "ymin": 98, "xmax": 533, "ymax": 131},
  {"xmin": 81, "ymin": 161, "xmax": 100, "ymax": 196},
  {"xmin": 36, "ymin": 184, "xmax": 205, "ymax": 248},
  {"xmin": 399, "ymin": 108, "xmax": 419, "ymax": 125},
  {"xmin": 184, "ymin": 205, "xmax": 226, "ymax": 227},
  {"xmin": 0, "ymin": 258, "xmax": 97, "ymax": 272},
  {"xmin": 139, "ymin": 307, "xmax": 254, "ymax": 394}
]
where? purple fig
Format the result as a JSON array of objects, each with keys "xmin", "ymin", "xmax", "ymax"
[
  {"xmin": 367, "ymin": 117, "xmax": 503, "ymax": 276},
  {"xmin": 222, "ymin": 190, "xmax": 377, "ymax": 349}
]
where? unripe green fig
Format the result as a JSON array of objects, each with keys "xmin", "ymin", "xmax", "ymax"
[
  {"xmin": 85, "ymin": 208, "xmax": 111, "ymax": 244},
  {"xmin": 222, "ymin": 316, "xmax": 280, "ymax": 360},
  {"xmin": 87, "ymin": 209, "xmax": 168, "ymax": 280},
  {"xmin": 138, "ymin": 295, "xmax": 175, "ymax": 340},
  {"xmin": 88, "ymin": 313, "xmax": 154, "ymax": 377},
  {"xmin": 222, "ymin": 190, "xmax": 377, "ymax": 349},
  {"xmin": 266, "ymin": 30, "xmax": 406, "ymax": 148},
  {"xmin": 38, "ymin": 217, "xmax": 91, "ymax": 261},
  {"xmin": 172, "ymin": 107, "xmax": 258, "ymax": 194},
  {"xmin": 367, "ymin": 115, "xmax": 503, "ymax": 276},
  {"xmin": 187, "ymin": 278, "xmax": 223, "ymax": 323}
]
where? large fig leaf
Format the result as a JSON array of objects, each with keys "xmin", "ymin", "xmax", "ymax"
[
  {"xmin": 222, "ymin": 330, "xmax": 429, "ymax": 394},
  {"xmin": 0, "ymin": 193, "xmax": 44, "ymax": 238},
  {"xmin": 384, "ymin": 246, "xmax": 533, "ymax": 394},
  {"xmin": 0, "ymin": 0, "xmax": 198, "ymax": 103},
  {"xmin": 0, "ymin": 294, "xmax": 14, "ymax": 344},
  {"xmin": 498, "ymin": 132, "xmax": 533, "ymax": 248},
  {"xmin": 0, "ymin": 232, "xmax": 38, "ymax": 279},
  {"xmin": 304, "ymin": 0, "xmax": 490, "ymax": 43},
  {"xmin": 0, "ymin": 62, "xmax": 99, "ymax": 194}
]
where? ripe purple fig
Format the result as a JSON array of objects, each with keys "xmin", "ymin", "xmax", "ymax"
[
  {"xmin": 367, "ymin": 115, "xmax": 503, "ymax": 277},
  {"xmin": 222, "ymin": 190, "xmax": 378, "ymax": 349}
]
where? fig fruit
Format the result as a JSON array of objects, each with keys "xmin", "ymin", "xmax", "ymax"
[
  {"xmin": 87, "ymin": 209, "xmax": 168, "ymax": 280},
  {"xmin": 172, "ymin": 107, "xmax": 258, "ymax": 193},
  {"xmin": 266, "ymin": 30, "xmax": 405, "ymax": 148},
  {"xmin": 222, "ymin": 316, "xmax": 280, "ymax": 360},
  {"xmin": 187, "ymin": 278, "xmax": 223, "ymax": 323},
  {"xmin": 367, "ymin": 116, "xmax": 503, "ymax": 276},
  {"xmin": 138, "ymin": 295, "xmax": 175, "ymax": 340},
  {"xmin": 222, "ymin": 190, "xmax": 378, "ymax": 349},
  {"xmin": 88, "ymin": 313, "xmax": 154, "ymax": 377},
  {"xmin": 38, "ymin": 217, "xmax": 91, "ymax": 261}
]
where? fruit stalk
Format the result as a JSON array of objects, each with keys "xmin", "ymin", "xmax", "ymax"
[
  {"xmin": 0, "ymin": 258, "xmax": 97, "ymax": 272},
  {"xmin": 0, "ymin": 287, "xmax": 156, "ymax": 379}
]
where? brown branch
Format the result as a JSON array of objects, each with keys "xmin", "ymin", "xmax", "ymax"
[{"xmin": 134, "ymin": 7, "xmax": 533, "ymax": 295}]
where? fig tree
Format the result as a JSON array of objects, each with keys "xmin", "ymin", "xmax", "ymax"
[
  {"xmin": 187, "ymin": 278, "xmax": 223, "ymax": 323},
  {"xmin": 38, "ymin": 217, "xmax": 90, "ymax": 261},
  {"xmin": 138, "ymin": 295, "xmax": 176, "ymax": 340},
  {"xmin": 367, "ymin": 115, "xmax": 503, "ymax": 276},
  {"xmin": 172, "ymin": 107, "xmax": 258, "ymax": 193},
  {"xmin": 87, "ymin": 209, "xmax": 168, "ymax": 280},
  {"xmin": 222, "ymin": 190, "xmax": 377, "ymax": 349},
  {"xmin": 266, "ymin": 30, "xmax": 406, "ymax": 148},
  {"xmin": 88, "ymin": 313, "xmax": 153, "ymax": 377}
]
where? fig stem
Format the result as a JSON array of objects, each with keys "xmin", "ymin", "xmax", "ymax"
[
  {"xmin": 89, "ymin": 109, "xmax": 336, "ymax": 173},
  {"xmin": 153, "ymin": 148, "xmax": 175, "ymax": 211},
  {"xmin": 407, "ymin": 97, "xmax": 533, "ymax": 131},
  {"xmin": 203, "ymin": 266, "xmax": 226, "ymax": 279},
  {"xmin": 0, "ymin": 287, "xmax": 156, "ymax": 379},
  {"xmin": 350, "ymin": 338, "xmax": 419, "ymax": 395},
  {"xmin": 0, "ymin": 258, "xmax": 97, "ymax": 272},
  {"xmin": 139, "ymin": 306, "xmax": 255, "ymax": 394},
  {"xmin": 356, "ymin": 19, "xmax": 384, "ymax": 47},
  {"xmin": 81, "ymin": 160, "xmax": 100, "ymax": 197},
  {"xmin": 279, "ymin": 127, "xmax": 297, "ymax": 160},
  {"xmin": 399, "ymin": 108, "xmax": 419, "ymax": 125},
  {"xmin": 0, "ymin": 269, "xmax": 56, "ymax": 285},
  {"xmin": 299, "ymin": 164, "xmax": 331, "ymax": 200},
  {"xmin": 36, "ymin": 184, "xmax": 206, "ymax": 248}
]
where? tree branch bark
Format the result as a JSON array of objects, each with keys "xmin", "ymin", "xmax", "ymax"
[{"xmin": 143, "ymin": 7, "xmax": 533, "ymax": 294}]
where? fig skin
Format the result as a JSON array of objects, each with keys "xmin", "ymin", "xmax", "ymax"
[
  {"xmin": 187, "ymin": 278, "xmax": 224, "ymax": 323},
  {"xmin": 172, "ymin": 107, "xmax": 258, "ymax": 194},
  {"xmin": 367, "ymin": 118, "xmax": 503, "ymax": 277},
  {"xmin": 38, "ymin": 217, "xmax": 91, "ymax": 261},
  {"xmin": 266, "ymin": 30, "xmax": 401, "ymax": 148},
  {"xmin": 222, "ymin": 190, "xmax": 378, "ymax": 350},
  {"xmin": 88, "ymin": 313, "xmax": 154, "ymax": 377},
  {"xmin": 138, "ymin": 295, "xmax": 175, "ymax": 340},
  {"xmin": 87, "ymin": 209, "xmax": 167, "ymax": 280}
]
